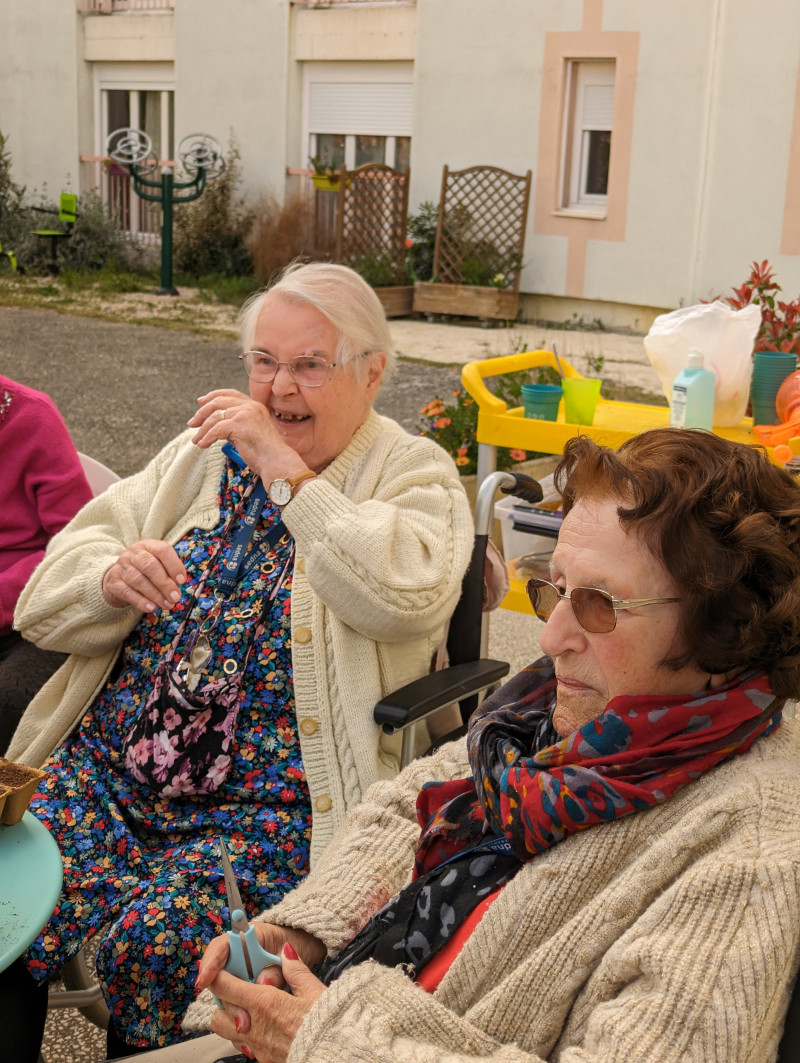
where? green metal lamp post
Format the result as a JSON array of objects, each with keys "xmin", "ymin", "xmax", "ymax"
[{"xmin": 107, "ymin": 129, "xmax": 225, "ymax": 296}]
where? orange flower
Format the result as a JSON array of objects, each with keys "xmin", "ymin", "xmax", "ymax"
[
  {"xmin": 455, "ymin": 455, "xmax": 470, "ymax": 467},
  {"xmin": 509, "ymin": 448, "xmax": 527, "ymax": 461},
  {"xmin": 433, "ymin": 417, "xmax": 452, "ymax": 429},
  {"xmin": 456, "ymin": 446, "xmax": 469, "ymax": 456}
]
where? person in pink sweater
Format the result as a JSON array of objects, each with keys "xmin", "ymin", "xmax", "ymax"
[{"xmin": 0, "ymin": 373, "xmax": 93, "ymax": 751}]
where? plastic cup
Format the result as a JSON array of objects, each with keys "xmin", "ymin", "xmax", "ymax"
[
  {"xmin": 750, "ymin": 353, "xmax": 797, "ymax": 427},
  {"xmin": 521, "ymin": 383, "xmax": 562, "ymax": 421},
  {"xmin": 562, "ymin": 377, "xmax": 602, "ymax": 425},
  {"xmin": 751, "ymin": 398, "xmax": 781, "ymax": 426}
]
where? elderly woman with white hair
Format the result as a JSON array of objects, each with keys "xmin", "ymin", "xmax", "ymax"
[{"xmin": 3, "ymin": 262, "xmax": 473, "ymax": 1059}]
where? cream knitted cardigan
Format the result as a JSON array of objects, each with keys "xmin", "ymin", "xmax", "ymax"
[
  {"xmin": 186, "ymin": 719, "xmax": 800, "ymax": 1062},
  {"xmin": 10, "ymin": 410, "xmax": 473, "ymax": 863}
]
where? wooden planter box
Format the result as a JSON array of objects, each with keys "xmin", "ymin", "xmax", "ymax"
[
  {"xmin": 374, "ymin": 285, "xmax": 414, "ymax": 318},
  {"xmin": 413, "ymin": 281, "xmax": 519, "ymax": 322}
]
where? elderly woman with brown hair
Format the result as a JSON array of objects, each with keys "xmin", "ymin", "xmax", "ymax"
[
  {"xmin": 192, "ymin": 427, "xmax": 800, "ymax": 1063},
  {"xmin": 2, "ymin": 262, "xmax": 473, "ymax": 1060}
]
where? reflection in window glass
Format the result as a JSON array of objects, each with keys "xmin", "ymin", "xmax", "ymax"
[
  {"xmin": 585, "ymin": 130, "xmax": 611, "ymax": 196},
  {"xmin": 143, "ymin": 91, "xmax": 162, "ymax": 160},
  {"xmin": 394, "ymin": 136, "xmax": 410, "ymax": 173},
  {"xmin": 107, "ymin": 91, "xmax": 129, "ymax": 150},
  {"xmin": 356, "ymin": 135, "xmax": 385, "ymax": 166},
  {"xmin": 315, "ymin": 133, "xmax": 345, "ymax": 170}
]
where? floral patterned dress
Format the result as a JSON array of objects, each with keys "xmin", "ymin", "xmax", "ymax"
[{"xmin": 24, "ymin": 457, "xmax": 312, "ymax": 1049}]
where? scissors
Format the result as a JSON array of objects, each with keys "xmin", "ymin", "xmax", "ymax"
[{"xmin": 216, "ymin": 836, "xmax": 282, "ymax": 999}]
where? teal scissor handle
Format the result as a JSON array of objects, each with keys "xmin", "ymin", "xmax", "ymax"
[
  {"xmin": 212, "ymin": 908, "xmax": 283, "ymax": 1007},
  {"xmin": 225, "ymin": 915, "xmax": 282, "ymax": 982}
]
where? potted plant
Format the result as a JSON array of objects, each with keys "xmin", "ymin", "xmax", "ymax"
[
  {"xmin": 308, "ymin": 150, "xmax": 342, "ymax": 192},
  {"xmin": 411, "ymin": 170, "xmax": 532, "ymax": 324},
  {"xmin": 716, "ymin": 259, "xmax": 800, "ymax": 354},
  {"xmin": 350, "ymin": 247, "xmax": 414, "ymax": 317}
]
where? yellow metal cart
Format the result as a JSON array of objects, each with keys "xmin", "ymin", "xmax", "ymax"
[{"xmin": 462, "ymin": 349, "xmax": 799, "ymax": 614}]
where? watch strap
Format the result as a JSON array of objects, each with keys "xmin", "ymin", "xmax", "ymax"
[{"xmin": 286, "ymin": 469, "xmax": 318, "ymax": 495}]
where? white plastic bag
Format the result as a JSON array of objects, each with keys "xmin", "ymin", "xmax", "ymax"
[{"xmin": 644, "ymin": 301, "xmax": 761, "ymax": 426}]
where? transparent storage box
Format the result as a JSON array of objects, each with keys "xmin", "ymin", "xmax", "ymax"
[{"xmin": 494, "ymin": 475, "xmax": 563, "ymax": 580}]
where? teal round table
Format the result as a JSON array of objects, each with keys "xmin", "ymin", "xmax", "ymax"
[{"xmin": 0, "ymin": 811, "xmax": 62, "ymax": 972}]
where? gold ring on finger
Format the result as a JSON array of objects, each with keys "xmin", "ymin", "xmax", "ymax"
[{"xmin": 219, "ymin": 408, "xmax": 227, "ymax": 422}]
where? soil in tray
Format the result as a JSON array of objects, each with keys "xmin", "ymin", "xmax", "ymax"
[{"xmin": 0, "ymin": 759, "xmax": 46, "ymax": 825}]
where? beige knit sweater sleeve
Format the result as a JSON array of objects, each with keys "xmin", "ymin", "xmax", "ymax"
[{"xmin": 14, "ymin": 431, "xmax": 223, "ymax": 655}]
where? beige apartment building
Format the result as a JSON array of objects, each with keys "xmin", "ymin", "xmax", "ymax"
[{"xmin": 3, "ymin": 0, "xmax": 800, "ymax": 329}]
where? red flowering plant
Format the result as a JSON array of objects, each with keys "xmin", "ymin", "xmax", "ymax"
[
  {"xmin": 715, "ymin": 259, "xmax": 800, "ymax": 355},
  {"xmin": 418, "ymin": 374, "xmax": 539, "ymax": 476}
]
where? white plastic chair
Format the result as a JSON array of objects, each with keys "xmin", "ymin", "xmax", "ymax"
[
  {"xmin": 43, "ymin": 453, "xmax": 120, "ymax": 1043},
  {"xmin": 78, "ymin": 452, "xmax": 120, "ymax": 496}
]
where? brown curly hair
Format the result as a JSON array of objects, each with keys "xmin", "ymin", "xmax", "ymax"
[{"xmin": 553, "ymin": 428, "xmax": 800, "ymax": 698}]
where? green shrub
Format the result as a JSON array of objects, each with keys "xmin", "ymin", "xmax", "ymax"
[
  {"xmin": 349, "ymin": 248, "xmax": 398, "ymax": 287},
  {"xmin": 406, "ymin": 200, "xmax": 438, "ymax": 282},
  {"xmin": 173, "ymin": 139, "xmax": 253, "ymax": 278}
]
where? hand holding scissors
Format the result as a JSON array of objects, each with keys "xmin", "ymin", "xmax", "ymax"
[{"xmin": 216, "ymin": 837, "xmax": 282, "ymax": 1001}]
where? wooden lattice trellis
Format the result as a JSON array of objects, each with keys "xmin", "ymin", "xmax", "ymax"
[
  {"xmin": 414, "ymin": 164, "xmax": 532, "ymax": 321},
  {"xmin": 335, "ymin": 163, "xmax": 410, "ymax": 291}
]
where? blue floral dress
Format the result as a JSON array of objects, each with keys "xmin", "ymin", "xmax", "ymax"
[{"xmin": 24, "ymin": 457, "xmax": 312, "ymax": 1048}]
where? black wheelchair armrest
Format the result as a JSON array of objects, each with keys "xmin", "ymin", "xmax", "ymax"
[{"xmin": 374, "ymin": 658, "xmax": 510, "ymax": 735}]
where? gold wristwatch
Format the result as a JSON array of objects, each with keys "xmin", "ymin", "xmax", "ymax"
[{"xmin": 267, "ymin": 469, "xmax": 317, "ymax": 506}]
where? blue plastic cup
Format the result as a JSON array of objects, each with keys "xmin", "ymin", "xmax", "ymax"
[{"xmin": 521, "ymin": 383, "xmax": 562, "ymax": 421}]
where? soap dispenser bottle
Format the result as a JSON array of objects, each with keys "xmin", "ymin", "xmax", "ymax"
[{"xmin": 669, "ymin": 349, "xmax": 716, "ymax": 431}]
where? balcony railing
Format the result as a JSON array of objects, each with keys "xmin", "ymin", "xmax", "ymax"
[
  {"xmin": 80, "ymin": 0, "xmax": 174, "ymax": 13},
  {"xmin": 81, "ymin": 156, "xmax": 167, "ymax": 241},
  {"xmin": 292, "ymin": 1, "xmax": 414, "ymax": 6}
]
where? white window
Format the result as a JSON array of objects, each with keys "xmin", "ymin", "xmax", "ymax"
[
  {"xmin": 90, "ymin": 64, "xmax": 175, "ymax": 238},
  {"xmin": 304, "ymin": 65, "xmax": 413, "ymax": 172},
  {"xmin": 562, "ymin": 60, "xmax": 615, "ymax": 212}
]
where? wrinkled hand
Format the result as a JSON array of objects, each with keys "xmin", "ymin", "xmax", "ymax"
[
  {"xmin": 187, "ymin": 389, "xmax": 308, "ymax": 484},
  {"xmin": 102, "ymin": 540, "xmax": 187, "ymax": 613},
  {"xmin": 196, "ymin": 922, "xmax": 326, "ymax": 995},
  {"xmin": 196, "ymin": 930, "xmax": 327, "ymax": 1063}
]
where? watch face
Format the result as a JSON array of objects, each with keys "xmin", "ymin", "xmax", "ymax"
[{"xmin": 268, "ymin": 478, "xmax": 293, "ymax": 506}]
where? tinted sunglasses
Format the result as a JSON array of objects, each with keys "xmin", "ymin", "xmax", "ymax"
[{"xmin": 526, "ymin": 577, "xmax": 680, "ymax": 634}]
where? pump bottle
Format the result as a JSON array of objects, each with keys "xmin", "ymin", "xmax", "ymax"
[{"xmin": 669, "ymin": 349, "xmax": 716, "ymax": 431}]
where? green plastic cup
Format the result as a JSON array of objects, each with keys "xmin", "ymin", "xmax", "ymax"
[{"xmin": 562, "ymin": 377, "xmax": 602, "ymax": 425}]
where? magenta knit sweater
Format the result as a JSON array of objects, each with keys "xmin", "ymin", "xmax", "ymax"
[{"xmin": 0, "ymin": 375, "xmax": 93, "ymax": 636}]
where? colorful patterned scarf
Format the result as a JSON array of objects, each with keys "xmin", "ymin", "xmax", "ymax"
[{"xmin": 316, "ymin": 658, "xmax": 781, "ymax": 984}]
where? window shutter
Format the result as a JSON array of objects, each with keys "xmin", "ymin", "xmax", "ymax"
[
  {"xmin": 309, "ymin": 82, "xmax": 413, "ymax": 136},
  {"xmin": 581, "ymin": 84, "xmax": 614, "ymax": 131}
]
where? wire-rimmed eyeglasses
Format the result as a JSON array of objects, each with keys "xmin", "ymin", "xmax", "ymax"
[
  {"xmin": 526, "ymin": 577, "xmax": 680, "ymax": 634},
  {"xmin": 239, "ymin": 350, "xmax": 336, "ymax": 388}
]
